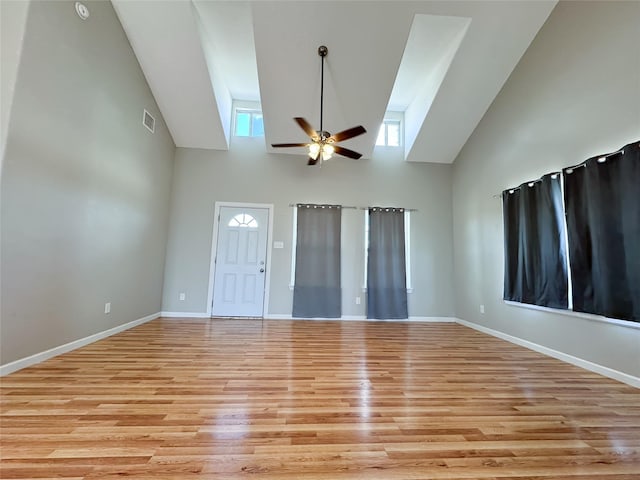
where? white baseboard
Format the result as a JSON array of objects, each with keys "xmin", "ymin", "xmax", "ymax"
[
  {"xmin": 0, "ymin": 312, "xmax": 160, "ymax": 376},
  {"xmin": 264, "ymin": 314, "xmax": 360, "ymax": 321},
  {"xmin": 410, "ymin": 316, "xmax": 457, "ymax": 323},
  {"xmin": 7, "ymin": 311, "xmax": 632, "ymax": 388},
  {"xmin": 263, "ymin": 314, "xmax": 362, "ymax": 321},
  {"xmin": 160, "ymin": 311, "xmax": 210, "ymax": 318},
  {"xmin": 456, "ymin": 318, "xmax": 640, "ymax": 389},
  {"xmin": 160, "ymin": 312, "xmax": 457, "ymax": 323},
  {"xmin": 263, "ymin": 314, "xmax": 456, "ymax": 322}
]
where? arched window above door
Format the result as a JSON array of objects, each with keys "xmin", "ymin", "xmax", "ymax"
[{"xmin": 228, "ymin": 213, "xmax": 258, "ymax": 228}]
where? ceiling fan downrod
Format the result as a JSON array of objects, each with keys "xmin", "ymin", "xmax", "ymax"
[
  {"xmin": 318, "ymin": 45, "xmax": 328, "ymax": 140},
  {"xmin": 270, "ymin": 44, "xmax": 366, "ymax": 165}
]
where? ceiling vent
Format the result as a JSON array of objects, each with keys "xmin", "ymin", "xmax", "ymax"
[
  {"xmin": 142, "ymin": 109, "xmax": 155, "ymax": 133},
  {"xmin": 75, "ymin": 2, "xmax": 89, "ymax": 20}
]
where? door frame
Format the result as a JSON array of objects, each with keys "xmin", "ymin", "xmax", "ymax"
[{"xmin": 206, "ymin": 201, "xmax": 274, "ymax": 317}]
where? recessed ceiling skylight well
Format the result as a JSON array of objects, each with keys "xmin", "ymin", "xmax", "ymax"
[{"xmin": 387, "ymin": 14, "xmax": 471, "ymax": 159}]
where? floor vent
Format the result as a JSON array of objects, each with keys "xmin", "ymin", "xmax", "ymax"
[{"xmin": 143, "ymin": 109, "xmax": 155, "ymax": 133}]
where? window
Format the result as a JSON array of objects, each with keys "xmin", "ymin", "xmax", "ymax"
[
  {"xmin": 502, "ymin": 140, "xmax": 640, "ymax": 323},
  {"xmin": 363, "ymin": 209, "xmax": 412, "ymax": 293},
  {"xmin": 291, "ymin": 204, "xmax": 342, "ymax": 318},
  {"xmin": 234, "ymin": 109, "xmax": 264, "ymax": 137},
  {"xmin": 563, "ymin": 143, "xmax": 639, "ymax": 322},
  {"xmin": 366, "ymin": 207, "xmax": 408, "ymax": 319},
  {"xmin": 376, "ymin": 119, "xmax": 401, "ymax": 147},
  {"xmin": 502, "ymin": 173, "xmax": 568, "ymax": 309},
  {"xmin": 228, "ymin": 213, "xmax": 258, "ymax": 228}
]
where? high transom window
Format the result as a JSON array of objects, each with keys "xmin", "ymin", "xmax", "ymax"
[
  {"xmin": 376, "ymin": 119, "xmax": 401, "ymax": 147},
  {"xmin": 228, "ymin": 213, "xmax": 258, "ymax": 228},
  {"xmin": 235, "ymin": 109, "xmax": 264, "ymax": 137}
]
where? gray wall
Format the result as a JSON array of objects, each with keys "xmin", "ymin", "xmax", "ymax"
[
  {"xmin": 1, "ymin": 0, "xmax": 175, "ymax": 365},
  {"xmin": 452, "ymin": 1, "xmax": 640, "ymax": 378},
  {"xmin": 1, "ymin": 0, "xmax": 29, "ymax": 159},
  {"xmin": 162, "ymin": 139, "xmax": 454, "ymax": 318}
]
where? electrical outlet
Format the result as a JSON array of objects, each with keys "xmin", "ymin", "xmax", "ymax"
[
  {"xmin": 104, "ymin": 302, "xmax": 111, "ymax": 314},
  {"xmin": 480, "ymin": 304, "xmax": 485, "ymax": 314},
  {"xmin": 355, "ymin": 297, "xmax": 361, "ymax": 305},
  {"xmin": 179, "ymin": 293, "xmax": 186, "ymax": 301}
]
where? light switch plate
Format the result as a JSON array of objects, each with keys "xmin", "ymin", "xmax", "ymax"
[{"xmin": 273, "ymin": 241, "xmax": 284, "ymax": 249}]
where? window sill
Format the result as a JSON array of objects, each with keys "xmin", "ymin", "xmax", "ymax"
[{"xmin": 504, "ymin": 300, "xmax": 640, "ymax": 330}]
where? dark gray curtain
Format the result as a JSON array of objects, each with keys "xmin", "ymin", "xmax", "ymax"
[
  {"xmin": 502, "ymin": 173, "xmax": 568, "ymax": 309},
  {"xmin": 292, "ymin": 204, "xmax": 341, "ymax": 318},
  {"xmin": 367, "ymin": 207, "xmax": 408, "ymax": 319},
  {"xmin": 563, "ymin": 141, "xmax": 640, "ymax": 322}
]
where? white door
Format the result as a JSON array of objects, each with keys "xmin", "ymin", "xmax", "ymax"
[{"xmin": 212, "ymin": 206, "xmax": 269, "ymax": 317}]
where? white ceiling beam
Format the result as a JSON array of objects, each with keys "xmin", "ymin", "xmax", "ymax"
[{"xmin": 112, "ymin": 0, "xmax": 229, "ymax": 150}]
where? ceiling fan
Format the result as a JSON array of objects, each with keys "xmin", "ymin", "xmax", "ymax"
[{"xmin": 271, "ymin": 45, "xmax": 367, "ymax": 166}]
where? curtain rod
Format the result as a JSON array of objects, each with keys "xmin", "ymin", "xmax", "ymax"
[
  {"xmin": 494, "ymin": 172, "xmax": 561, "ymax": 198},
  {"xmin": 492, "ymin": 141, "xmax": 637, "ymax": 199},
  {"xmin": 359, "ymin": 207, "xmax": 418, "ymax": 212},
  {"xmin": 566, "ymin": 145, "xmax": 628, "ymax": 172},
  {"xmin": 288, "ymin": 203, "xmax": 357, "ymax": 209},
  {"xmin": 559, "ymin": 143, "xmax": 635, "ymax": 176},
  {"xmin": 288, "ymin": 204, "xmax": 417, "ymax": 212}
]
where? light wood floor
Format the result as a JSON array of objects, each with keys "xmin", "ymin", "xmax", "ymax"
[{"xmin": 1, "ymin": 319, "xmax": 639, "ymax": 479}]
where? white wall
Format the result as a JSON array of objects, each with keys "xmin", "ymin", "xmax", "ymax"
[
  {"xmin": 162, "ymin": 139, "xmax": 455, "ymax": 318},
  {"xmin": 452, "ymin": 1, "xmax": 640, "ymax": 378},
  {"xmin": 1, "ymin": 0, "xmax": 175, "ymax": 365}
]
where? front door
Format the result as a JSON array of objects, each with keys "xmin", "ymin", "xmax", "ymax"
[{"xmin": 212, "ymin": 206, "xmax": 269, "ymax": 317}]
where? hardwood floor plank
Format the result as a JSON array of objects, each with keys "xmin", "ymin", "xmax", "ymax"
[{"xmin": 1, "ymin": 318, "xmax": 639, "ymax": 478}]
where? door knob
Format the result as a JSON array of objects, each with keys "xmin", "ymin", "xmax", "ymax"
[{"xmin": 259, "ymin": 268, "xmax": 265, "ymax": 273}]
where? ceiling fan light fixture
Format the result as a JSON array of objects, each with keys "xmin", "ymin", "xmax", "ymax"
[
  {"xmin": 322, "ymin": 143, "xmax": 334, "ymax": 160},
  {"xmin": 309, "ymin": 143, "xmax": 321, "ymax": 160}
]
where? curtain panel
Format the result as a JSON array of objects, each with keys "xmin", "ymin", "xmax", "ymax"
[
  {"xmin": 367, "ymin": 207, "xmax": 408, "ymax": 319},
  {"xmin": 292, "ymin": 204, "xmax": 341, "ymax": 318},
  {"xmin": 502, "ymin": 173, "xmax": 568, "ymax": 309},
  {"xmin": 563, "ymin": 142, "xmax": 640, "ymax": 322}
]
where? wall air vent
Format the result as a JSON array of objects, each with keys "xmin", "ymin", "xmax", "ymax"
[{"xmin": 143, "ymin": 109, "xmax": 155, "ymax": 133}]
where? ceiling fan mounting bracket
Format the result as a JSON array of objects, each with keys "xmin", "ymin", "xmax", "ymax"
[{"xmin": 318, "ymin": 45, "xmax": 328, "ymax": 57}]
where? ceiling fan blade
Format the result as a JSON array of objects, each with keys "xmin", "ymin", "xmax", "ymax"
[
  {"xmin": 294, "ymin": 117, "xmax": 319, "ymax": 140},
  {"xmin": 329, "ymin": 125, "xmax": 366, "ymax": 143},
  {"xmin": 307, "ymin": 156, "xmax": 319, "ymax": 166},
  {"xmin": 271, "ymin": 143, "xmax": 309, "ymax": 148},
  {"xmin": 333, "ymin": 145, "xmax": 362, "ymax": 160}
]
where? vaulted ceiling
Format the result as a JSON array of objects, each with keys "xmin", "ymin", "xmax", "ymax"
[{"xmin": 112, "ymin": 1, "xmax": 557, "ymax": 163}]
